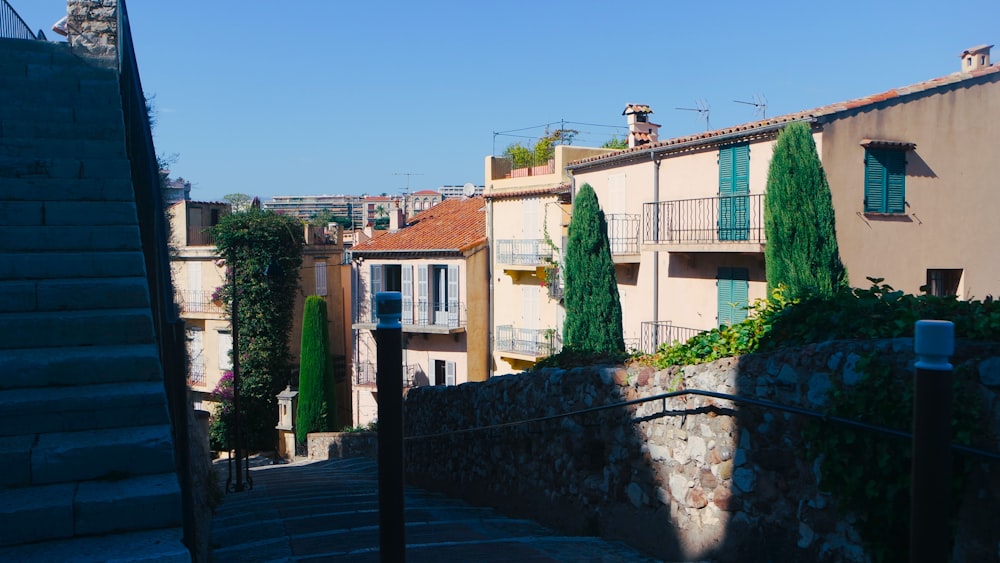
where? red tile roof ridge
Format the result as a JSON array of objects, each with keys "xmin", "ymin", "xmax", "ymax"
[
  {"xmin": 351, "ymin": 196, "xmax": 487, "ymax": 255},
  {"xmin": 571, "ymin": 65, "xmax": 1000, "ymax": 167}
]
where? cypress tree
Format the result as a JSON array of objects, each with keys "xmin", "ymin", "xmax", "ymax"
[
  {"xmin": 296, "ymin": 295, "xmax": 335, "ymax": 444},
  {"xmin": 562, "ymin": 184, "xmax": 625, "ymax": 354},
  {"xmin": 764, "ymin": 121, "xmax": 848, "ymax": 298}
]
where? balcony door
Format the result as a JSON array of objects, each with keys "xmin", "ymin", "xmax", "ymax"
[{"xmin": 718, "ymin": 143, "xmax": 750, "ymax": 241}]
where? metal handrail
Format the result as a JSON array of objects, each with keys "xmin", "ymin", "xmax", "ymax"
[
  {"xmin": 640, "ymin": 321, "xmax": 706, "ymax": 354},
  {"xmin": 116, "ymin": 0, "xmax": 194, "ymax": 549},
  {"xmin": 495, "ymin": 325, "xmax": 561, "ymax": 357},
  {"xmin": 0, "ymin": 0, "xmax": 38, "ymax": 40},
  {"xmin": 606, "ymin": 213, "xmax": 640, "ymax": 255},
  {"xmin": 496, "ymin": 239, "xmax": 553, "ymax": 266},
  {"xmin": 403, "ymin": 386, "xmax": 1000, "ymax": 462}
]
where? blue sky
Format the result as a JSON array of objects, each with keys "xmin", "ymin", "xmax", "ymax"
[{"xmin": 14, "ymin": 1, "xmax": 996, "ymax": 203}]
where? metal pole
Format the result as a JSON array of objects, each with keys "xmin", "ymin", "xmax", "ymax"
[
  {"xmin": 375, "ymin": 292, "xmax": 405, "ymax": 562},
  {"xmin": 230, "ymin": 260, "xmax": 245, "ymax": 493},
  {"xmin": 910, "ymin": 320, "xmax": 954, "ymax": 562}
]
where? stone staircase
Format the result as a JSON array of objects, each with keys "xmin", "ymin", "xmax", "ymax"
[{"xmin": 0, "ymin": 37, "xmax": 189, "ymax": 560}]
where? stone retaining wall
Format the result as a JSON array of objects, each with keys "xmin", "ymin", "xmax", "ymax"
[
  {"xmin": 404, "ymin": 339, "xmax": 1000, "ymax": 562},
  {"xmin": 307, "ymin": 432, "xmax": 377, "ymax": 461}
]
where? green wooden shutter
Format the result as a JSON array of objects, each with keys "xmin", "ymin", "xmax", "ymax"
[
  {"xmin": 719, "ymin": 147, "xmax": 734, "ymax": 240},
  {"xmin": 733, "ymin": 144, "xmax": 750, "ymax": 240},
  {"xmin": 717, "ymin": 267, "xmax": 750, "ymax": 327},
  {"xmin": 885, "ymin": 151, "xmax": 906, "ymax": 214},
  {"xmin": 864, "ymin": 149, "xmax": 887, "ymax": 212}
]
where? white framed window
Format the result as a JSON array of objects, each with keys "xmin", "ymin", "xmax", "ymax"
[
  {"xmin": 315, "ymin": 260, "xmax": 327, "ymax": 296},
  {"xmin": 217, "ymin": 330, "xmax": 232, "ymax": 370}
]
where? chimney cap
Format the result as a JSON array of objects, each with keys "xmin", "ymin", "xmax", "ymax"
[
  {"xmin": 960, "ymin": 44, "xmax": 993, "ymax": 58},
  {"xmin": 623, "ymin": 104, "xmax": 653, "ymax": 116}
]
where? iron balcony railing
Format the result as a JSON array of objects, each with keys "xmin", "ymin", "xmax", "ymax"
[
  {"xmin": 642, "ymin": 194, "xmax": 765, "ymax": 245},
  {"xmin": 355, "ymin": 362, "xmax": 420, "ymax": 387},
  {"xmin": 188, "ymin": 363, "xmax": 206, "ymax": 386},
  {"xmin": 640, "ymin": 321, "xmax": 706, "ymax": 354},
  {"xmin": 496, "ymin": 239, "xmax": 553, "ymax": 266},
  {"xmin": 363, "ymin": 297, "xmax": 466, "ymax": 329},
  {"xmin": 607, "ymin": 213, "xmax": 640, "ymax": 255},
  {"xmin": 178, "ymin": 290, "xmax": 224, "ymax": 315},
  {"xmin": 495, "ymin": 325, "xmax": 561, "ymax": 358},
  {"xmin": 1, "ymin": 0, "xmax": 39, "ymax": 40},
  {"xmin": 544, "ymin": 264, "xmax": 563, "ymax": 300},
  {"xmin": 186, "ymin": 227, "xmax": 217, "ymax": 247}
]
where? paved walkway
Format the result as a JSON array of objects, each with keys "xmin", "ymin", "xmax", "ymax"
[{"xmin": 210, "ymin": 457, "xmax": 661, "ymax": 562}]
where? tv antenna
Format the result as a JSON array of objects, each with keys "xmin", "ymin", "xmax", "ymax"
[
  {"xmin": 676, "ymin": 99, "xmax": 711, "ymax": 131},
  {"xmin": 734, "ymin": 94, "xmax": 767, "ymax": 119},
  {"xmin": 392, "ymin": 172, "xmax": 423, "ymax": 195}
]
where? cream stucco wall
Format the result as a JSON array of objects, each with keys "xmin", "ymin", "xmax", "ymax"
[{"xmin": 821, "ymin": 75, "xmax": 1000, "ymax": 298}]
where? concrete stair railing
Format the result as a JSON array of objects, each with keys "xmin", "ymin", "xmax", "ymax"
[{"xmin": 0, "ymin": 36, "xmax": 189, "ymax": 560}]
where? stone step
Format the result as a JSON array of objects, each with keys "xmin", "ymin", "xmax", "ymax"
[
  {"xmin": 0, "ymin": 156, "xmax": 131, "ymax": 180},
  {"xmin": 0, "ymin": 529, "xmax": 191, "ymax": 563},
  {"xmin": 0, "ymin": 117, "xmax": 125, "ymax": 142},
  {"xmin": 30, "ymin": 424, "xmax": 178, "ymax": 486},
  {"xmin": 0, "ymin": 473, "xmax": 184, "ymax": 550},
  {"xmin": 0, "ymin": 381, "xmax": 171, "ymax": 442},
  {"xmin": 0, "ymin": 137, "xmax": 126, "ymax": 159},
  {"xmin": 0, "ymin": 276, "xmax": 149, "ymax": 313},
  {"xmin": 0, "ymin": 528, "xmax": 189, "ymax": 563},
  {"xmin": 0, "ymin": 225, "xmax": 142, "ymax": 252},
  {"xmin": 0, "ymin": 201, "xmax": 138, "ymax": 227},
  {"xmin": 0, "ymin": 78, "xmax": 119, "ymax": 109},
  {"xmin": 0, "ymin": 177, "xmax": 134, "ymax": 202},
  {"xmin": 0, "ymin": 308, "xmax": 155, "ymax": 349},
  {"xmin": 0, "ymin": 60, "xmax": 116, "ymax": 82},
  {"xmin": 0, "ymin": 343, "xmax": 163, "ymax": 390},
  {"xmin": 0, "ymin": 103, "xmax": 123, "ymax": 125},
  {"xmin": 0, "ymin": 250, "xmax": 147, "ymax": 281}
]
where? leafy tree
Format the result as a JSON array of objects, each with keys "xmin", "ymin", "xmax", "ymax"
[
  {"xmin": 296, "ymin": 296, "xmax": 335, "ymax": 443},
  {"xmin": 502, "ymin": 128, "xmax": 579, "ymax": 169},
  {"xmin": 562, "ymin": 184, "xmax": 624, "ymax": 354},
  {"xmin": 601, "ymin": 136, "xmax": 629, "ymax": 150},
  {"xmin": 373, "ymin": 217, "xmax": 389, "ymax": 230},
  {"xmin": 764, "ymin": 121, "xmax": 847, "ymax": 298},
  {"xmin": 223, "ymin": 193, "xmax": 252, "ymax": 212},
  {"xmin": 211, "ymin": 208, "xmax": 304, "ymax": 450}
]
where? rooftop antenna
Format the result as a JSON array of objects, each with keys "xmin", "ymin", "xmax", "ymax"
[
  {"xmin": 393, "ymin": 172, "xmax": 423, "ymax": 216},
  {"xmin": 676, "ymin": 99, "xmax": 711, "ymax": 131},
  {"xmin": 734, "ymin": 94, "xmax": 767, "ymax": 119}
]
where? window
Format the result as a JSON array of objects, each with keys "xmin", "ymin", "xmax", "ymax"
[
  {"xmin": 217, "ymin": 330, "xmax": 232, "ymax": 370},
  {"xmin": 433, "ymin": 360, "xmax": 456, "ymax": 386},
  {"xmin": 416, "ymin": 264, "xmax": 459, "ymax": 325},
  {"xmin": 717, "ymin": 267, "xmax": 749, "ymax": 327},
  {"xmin": 864, "ymin": 148, "xmax": 906, "ymax": 214},
  {"xmin": 314, "ymin": 261, "xmax": 327, "ymax": 296},
  {"xmin": 926, "ymin": 269, "xmax": 962, "ymax": 298},
  {"xmin": 718, "ymin": 143, "xmax": 750, "ymax": 241}
]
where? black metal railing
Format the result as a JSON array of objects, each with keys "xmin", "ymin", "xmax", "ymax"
[
  {"xmin": 355, "ymin": 362, "xmax": 420, "ymax": 387},
  {"xmin": 544, "ymin": 265, "xmax": 563, "ymax": 300},
  {"xmin": 495, "ymin": 325, "xmax": 561, "ymax": 357},
  {"xmin": 188, "ymin": 363, "xmax": 206, "ymax": 386},
  {"xmin": 643, "ymin": 194, "xmax": 765, "ymax": 245},
  {"xmin": 116, "ymin": 0, "xmax": 193, "ymax": 550},
  {"xmin": 496, "ymin": 239, "xmax": 553, "ymax": 266},
  {"xmin": 640, "ymin": 321, "xmax": 705, "ymax": 354},
  {"xmin": 0, "ymin": 0, "xmax": 38, "ymax": 40},
  {"xmin": 607, "ymin": 213, "xmax": 640, "ymax": 255},
  {"xmin": 178, "ymin": 290, "xmax": 224, "ymax": 315}
]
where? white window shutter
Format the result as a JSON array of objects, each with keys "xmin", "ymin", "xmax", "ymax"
[
  {"xmin": 315, "ymin": 261, "xmax": 327, "ymax": 296},
  {"xmin": 447, "ymin": 264, "xmax": 459, "ymax": 326},
  {"xmin": 217, "ymin": 331, "xmax": 232, "ymax": 371},
  {"xmin": 417, "ymin": 266, "xmax": 428, "ymax": 324},
  {"xmin": 446, "ymin": 361, "xmax": 456, "ymax": 386},
  {"xmin": 401, "ymin": 265, "xmax": 413, "ymax": 324}
]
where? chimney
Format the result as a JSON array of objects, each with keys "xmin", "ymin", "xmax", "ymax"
[
  {"xmin": 389, "ymin": 201, "xmax": 405, "ymax": 232},
  {"xmin": 623, "ymin": 104, "xmax": 660, "ymax": 149},
  {"xmin": 960, "ymin": 44, "xmax": 993, "ymax": 72}
]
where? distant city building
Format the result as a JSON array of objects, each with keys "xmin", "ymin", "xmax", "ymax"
[
  {"xmin": 439, "ymin": 184, "xmax": 485, "ymax": 199},
  {"xmin": 263, "ymin": 194, "xmax": 366, "ymax": 227},
  {"xmin": 407, "ymin": 189, "xmax": 442, "ymax": 216}
]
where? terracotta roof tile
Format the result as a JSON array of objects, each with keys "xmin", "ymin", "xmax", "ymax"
[
  {"xmin": 352, "ymin": 197, "xmax": 486, "ymax": 255},
  {"xmin": 412, "ymin": 189, "xmax": 440, "ymax": 195},
  {"xmin": 572, "ymin": 65, "xmax": 1000, "ymax": 167}
]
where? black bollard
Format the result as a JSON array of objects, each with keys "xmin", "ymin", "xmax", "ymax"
[
  {"xmin": 910, "ymin": 320, "xmax": 954, "ymax": 563},
  {"xmin": 375, "ymin": 292, "xmax": 405, "ymax": 562}
]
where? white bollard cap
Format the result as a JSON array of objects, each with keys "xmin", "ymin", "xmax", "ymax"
[{"xmin": 914, "ymin": 320, "xmax": 954, "ymax": 371}]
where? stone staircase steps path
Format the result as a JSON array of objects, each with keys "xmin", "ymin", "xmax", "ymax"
[{"xmin": 0, "ymin": 343, "xmax": 163, "ymax": 390}]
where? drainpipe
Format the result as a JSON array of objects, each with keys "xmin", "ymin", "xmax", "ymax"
[
  {"xmin": 487, "ymin": 196, "xmax": 495, "ymax": 377},
  {"xmin": 652, "ymin": 153, "xmax": 660, "ymax": 325}
]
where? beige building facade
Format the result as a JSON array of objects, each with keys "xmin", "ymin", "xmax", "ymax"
[
  {"xmin": 484, "ymin": 145, "xmax": 615, "ymax": 373},
  {"xmin": 567, "ymin": 46, "xmax": 999, "ymax": 353},
  {"xmin": 350, "ymin": 197, "xmax": 489, "ymax": 426}
]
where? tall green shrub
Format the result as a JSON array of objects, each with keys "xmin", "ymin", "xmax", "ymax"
[
  {"xmin": 296, "ymin": 296, "xmax": 335, "ymax": 443},
  {"xmin": 764, "ymin": 121, "xmax": 847, "ymax": 298},
  {"xmin": 562, "ymin": 184, "xmax": 625, "ymax": 354},
  {"xmin": 212, "ymin": 208, "xmax": 303, "ymax": 450}
]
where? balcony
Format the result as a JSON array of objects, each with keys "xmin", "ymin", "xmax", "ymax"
[
  {"xmin": 495, "ymin": 325, "xmax": 561, "ymax": 362},
  {"xmin": 188, "ymin": 362, "xmax": 206, "ymax": 387},
  {"xmin": 607, "ymin": 213, "xmax": 640, "ymax": 263},
  {"xmin": 496, "ymin": 239, "xmax": 554, "ymax": 281},
  {"xmin": 642, "ymin": 194, "xmax": 765, "ymax": 253},
  {"xmin": 186, "ymin": 227, "xmax": 217, "ymax": 247},
  {"xmin": 177, "ymin": 290, "xmax": 225, "ymax": 316},
  {"xmin": 640, "ymin": 321, "xmax": 706, "ymax": 354},
  {"xmin": 354, "ymin": 298, "xmax": 466, "ymax": 334},
  {"xmin": 354, "ymin": 362, "xmax": 422, "ymax": 387}
]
